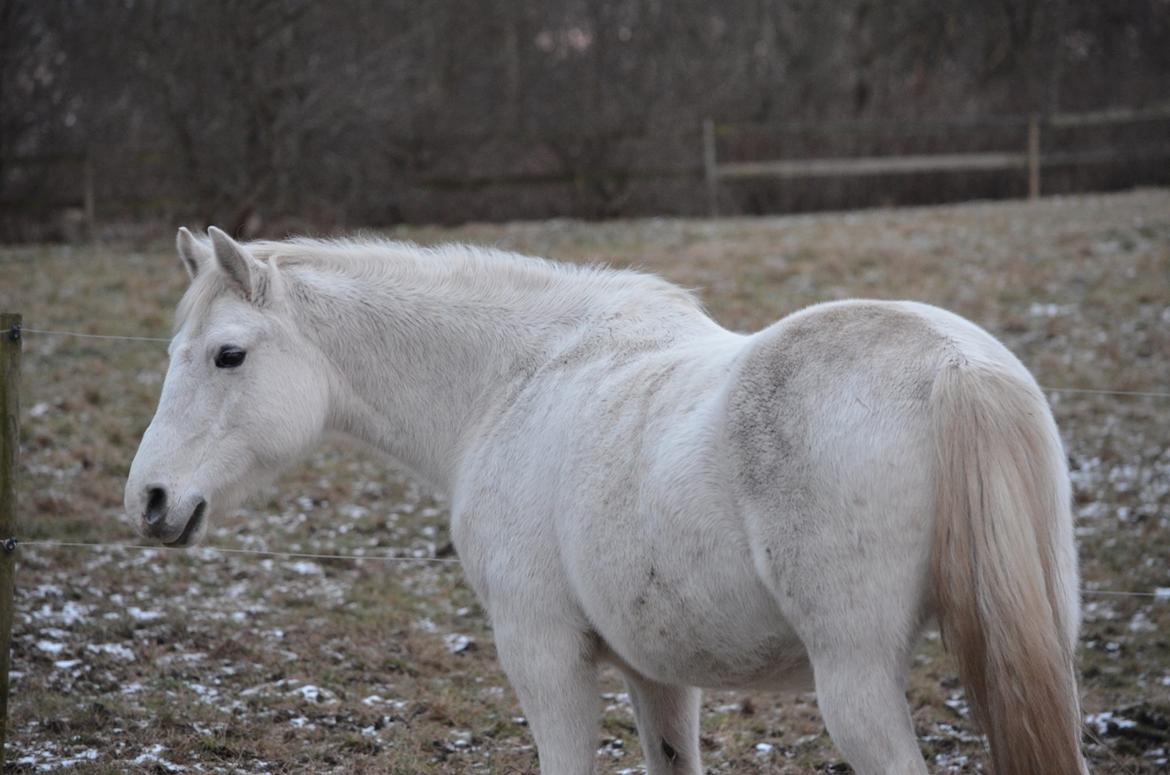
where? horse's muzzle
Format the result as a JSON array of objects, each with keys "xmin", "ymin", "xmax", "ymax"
[{"xmin": 139, "ymin": 485, "xmax": 206, "ymax": 546}]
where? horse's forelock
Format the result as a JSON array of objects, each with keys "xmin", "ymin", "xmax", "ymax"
[{"xmin": 173, "ymin": 270, "xmax": 233, "ymax": 335}]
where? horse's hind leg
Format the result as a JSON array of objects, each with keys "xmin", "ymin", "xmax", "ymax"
[
  {"xmin": 773, "ymin": 534, "xmax": 931, "ymax": 775},
  {"xmin": 809, "ymin": 650, "xmax": 928, "ymax": 775},
  {"xmin": 616, "ymin": 667, "xmax": 701, "ymax": 775},
  {"xmin": 773, "ymin": 535, "xmax": 932, "ymax": 774},
  {"xmin": 748, "ymin": 499, "xmax": 933, "ymax": 773}
]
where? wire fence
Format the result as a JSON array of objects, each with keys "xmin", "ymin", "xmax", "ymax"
[
  {"xmin": 4, "ymin": 322, "xmax": 1169, "ymax": 601},
  {"xmin": 8, "ymin": 324, "xmax": 1170, "ymax": 399},
  {"xmin": 8, "ymin": 539, "xmax": 1163, "ymax": 600},
  {"xmin": 15, "ymin": 539, "xmax": 462, "ymax": 565},
  {"xmin": 19, "ymin": 327, "xmax": 171, "ymax": 343}
]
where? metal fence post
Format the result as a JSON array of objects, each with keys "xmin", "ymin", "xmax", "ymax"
[{"xmin": 0, "ymin": 312, "xmax": 21, "ymax": 770}]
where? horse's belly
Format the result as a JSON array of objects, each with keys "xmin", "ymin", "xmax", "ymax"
[
  {"xmin": 582, "ymin": 555, "xmax": 811, "ymax": 691},
  {"xmin": 613, "ymin": 617, "xmax": 811, "ymax": 692}
]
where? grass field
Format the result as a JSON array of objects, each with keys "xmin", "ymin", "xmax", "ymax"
[{"xmin": 2, "ymin": 189, "xmax": 1168, "ymax": 773}]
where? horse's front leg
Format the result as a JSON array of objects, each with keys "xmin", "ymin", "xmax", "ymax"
[{"xmin": 494, "ymin": 614, "xmax": 601, "ymax": 775}]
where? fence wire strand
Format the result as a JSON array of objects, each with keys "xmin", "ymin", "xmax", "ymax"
[
  {"xmin": 1045, "ymin": 386, "xmax": 1170, "ymax": 399},
  {"xmin": 4, "ymin": 322, "xmax": 1168, "ymax": 599},
  {"xmin": 17, "ymin": 538, "xmax": 461, "ymax": 564},
  {"xmin": 6, "ymin": 324, "xmax": 1170, "ymax": 400},
  {"xmin": 19, "ymin": 327, "xmax": 171, "ymax": 343},
  {"xmin": 10, "ymin": 536, "xmax": 1167, "ymax": 599}
]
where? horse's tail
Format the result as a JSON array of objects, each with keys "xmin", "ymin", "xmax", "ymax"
[{"xmin": 930, "ymin": 357, "xmax": 1086, "ymax": 775}]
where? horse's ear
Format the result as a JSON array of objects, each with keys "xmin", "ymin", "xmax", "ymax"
[
  {"xmin": 176, "ymin": 227, "xmax": 209, "ymax": 280},
  {"xmin": 208, "ymin": 226, "xmax": 267, "ymax": 302}
]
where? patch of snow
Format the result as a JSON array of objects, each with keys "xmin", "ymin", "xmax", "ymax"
[
  {"xmin": 443, "ymin": 633, "xmax": 475, "ymax": 654},
  {"xmin": 754, "ymin": 742, "xmax": 774, "ymax": 756},
  {"xmin": 133, "ymin": 744, "xmax": 185, "ymax": 772},
  {"xmin": 86, "ymin": 642, "xmax": 135, "ymax": 661},
  {"xmin": 1129, "ymin": 610, "xmax": 1156, "ymax": 633},
  {"xmin": 934, "ymin": 752, "xmax": 970, "ymax": 771},
  {"xmin": 944, "ymin": 693, "xmax": 970, "ymax": 717},
  {"xmin": 36, "ymin": 640, "xmax": 65, "ymax": 655},
  {"xmin": 1086, "ymin": 711, "xmax": 1137, "ymax": 735},
  {"xmin": 1029, "ymin": 302, "xmax": 1071, "ymax": 317},
  {"xmin": 291, "ymin": 684, "xmax": 337, "ymax": 704},
  {"xmin": 340, "ymin": 504, "xmax": 369, "ymax": 519},
  {"xmin": 126, "ymin": 606, "xmax": 164, "ymax": 622},
  {"xmin": 17, "ymin": 747, "xmax": 100, "ymax": 771},
  {"xmin": 32, "ymin": 600, "xmax": 90, "ymax": 625}
]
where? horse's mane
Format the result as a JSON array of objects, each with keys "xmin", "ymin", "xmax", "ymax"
[{"xmin": 176, "ymin": 236, "xmax": 703, "ymax": 333}]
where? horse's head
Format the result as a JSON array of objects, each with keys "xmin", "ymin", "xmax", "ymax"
[{"xmin": 124, "ymin": 227, "xmax": 331, "ymax": 546}]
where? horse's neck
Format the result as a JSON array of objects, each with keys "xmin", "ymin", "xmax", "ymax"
[{"xmin": 286, "ymin": 259, "xmax": 607, "ymax": 487}]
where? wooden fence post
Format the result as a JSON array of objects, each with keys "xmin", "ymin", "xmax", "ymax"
[
  {"xmin": 83, "ymin": 152, "xmax": 96, "ymax": 240},
  {"xmin": 0, "ymin": 312, "xmax": 21, "ymax": 770},
  {"xmin": 1027, "ymin": 114, "xmax": 1041, "ymax": 200},
  {"xmin": 702, "ymin": 118, "xmax": 719, "ymax": 217}
]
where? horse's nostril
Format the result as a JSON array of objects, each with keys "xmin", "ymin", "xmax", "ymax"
[{"xmin": 144, "ymin": 487, "xmax": 167, "ymax": 526}]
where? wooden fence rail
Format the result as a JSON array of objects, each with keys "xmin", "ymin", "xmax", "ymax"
[{"xmin": 703, "ymin": 104, "xmax": 1170, "ymax": 216}]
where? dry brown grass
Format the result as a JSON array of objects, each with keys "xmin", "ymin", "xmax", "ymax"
[{"xmin": 2, "ymin": 189, "xmax": 1168, "ymax": 773}]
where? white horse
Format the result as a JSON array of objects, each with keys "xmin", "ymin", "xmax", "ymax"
[{"xmin": 125, "ymin": 227, "xmax": 1087, "ymax": 775}]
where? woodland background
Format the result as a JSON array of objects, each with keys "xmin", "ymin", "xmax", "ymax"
[{"xmin": 2, "ymin": 0, "xmax": 1169, "ymax": 238}]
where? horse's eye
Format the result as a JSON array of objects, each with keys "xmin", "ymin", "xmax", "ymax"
[{"xmin": 215, "ymin": 346, "xmax": 246, "ymax": 369}]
